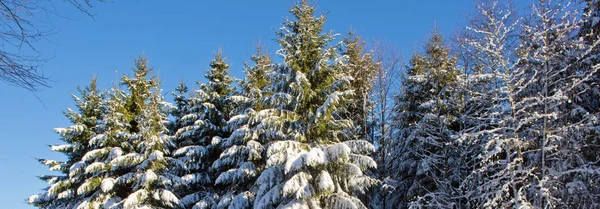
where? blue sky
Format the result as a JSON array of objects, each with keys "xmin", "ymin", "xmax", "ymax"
[{"xmin": 0, "ymin": 1, "xmax": 482, "ymax": 208}]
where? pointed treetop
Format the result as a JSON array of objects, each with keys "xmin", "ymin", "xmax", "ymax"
[
  {"xmin": 425, "ymin": 29, "xmax": 447, "ymax": 57},
  {"xmin": 277, "ymin": 1, "xmax": 334, "ymax": 75},
  {"xmin": 209, "ymin": 48, "xmax": 230, "ymax": 71},
  {"xmin": 175, "ymin": 79, "xmax": 188, "ymax": 94},
  {"xmin": 406, "ymin": 30, "xmax": 458, "ymax": 90},
  {"xmin": 74, "ymin": 76, "xmax": 101, "ymax": 111},
  {"xmin": 122, "ymin": 56, "xmax": 158, "ymax": 91},
  {"xmin": 246, "ymin": 45, "xmax": 272, "ymax": 80},
  {"xmin": 71, "ymin": 77, "xmax": 104, "ymax": 124},
  {"xmin": 205, "ymin": 49, "xmax": 234, "ymax": 97},
  {"xmin": 134, "ymin": 56, "xmax": 151, "ymax": 79},
  {"xmin": 77, "ymin": 76, "xmax": 98, "ymax": 97}
]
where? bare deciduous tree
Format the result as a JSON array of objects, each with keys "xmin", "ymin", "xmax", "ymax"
[
  {"xmin": 370, "ymin": 40, "xmax": 401, "ymax": 177},
  {"xmin": 0, "ymin": 0, "xmax": 106, "ymax": 91}
]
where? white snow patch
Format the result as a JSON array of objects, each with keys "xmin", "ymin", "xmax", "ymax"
[{"xmin": 316, "ymin": 170, "xmax": 334, "ymax": 193}]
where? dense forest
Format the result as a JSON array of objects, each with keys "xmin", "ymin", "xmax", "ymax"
[{"xmin": 29, "ymin": 0, "xmax": 600, "ymax": 208}]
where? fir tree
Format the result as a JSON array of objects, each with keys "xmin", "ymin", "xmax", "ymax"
[
  {"xmin": 208, "ymin": 46, "xmax": 275, "ymax": 209},
  {"xmin": 29, "ymin": 78, "xmax": 104, "ymax": 208},
  {"xmin": 250, "ymin": 2, "xmax": 377, "ymax": 208},
  {"xmin": 175, "ymin": 52, "xmax": 236, "ymax": 209},
  {"xmin": 170, "ymin": 80, "xmax": 190, "ymax": 135},
  {"xmin": 209, "ymin": 2, "xmax": 378, "ymax": 208},
  {"xmin": 121, "ymin": 85, "xmax": 181, "ymax": 209},
  {"xmin": 339, "ymin": 32, "xmax": 378, "ymax": 142},
  {"xmin": 339, "ymin": 31, "xmax": 383, "ymax": 208},
  {"xmin": 387, "ymin": 31, "xmax": 462, "ymax": 208},
  {"xmin": 34, "ymin": 58, "xmax": 183, "ymax": 208},
  {"xmin": 240, "ymin": 46, "xmax": 273, "ymax": 102}
]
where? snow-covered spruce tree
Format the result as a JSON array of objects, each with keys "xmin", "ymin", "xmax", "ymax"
[
  {"xmin": 338, "ymin": 31, "xmax": 384, "ymax": 208},
  {"xmin": 511, "ymin": 0, "xmax": 600, "ymax": 207},
  {"xmin": 121, "ymin": 82, "xmax": 182, "ymax": 208},
  {"xmin": 455, "ymin": 0, "xmax": 526, "ymax": 208},
  {"xmin": 207, "ymin": 46, "xmax": 275, "ymax": 209},
  {"xmin": 208, "ymin": 2, "xmax": 377, "ymax": 209},
  {"xmin": 46, "ymin": 58, "xmax": 182, "ymax": 208},
  {"xmin": 29, "ymin": 78, "xmax": 105, "ymax": 208},
  {"xmin": 72, "ymin": 84, "xmax": 132, "ymax": 208},
  {"xmin": 239, "ymin": 46, "xmax": 274, "ymax": 105},
  {"xmin": 248, "ymin": 2, "xmax": 377, "ymax": 208},
  {"xmin": 338, "ymin": 32, "xmax": 378, "ymax": 143},
  {"xmin": 387, "ymin": 31, "xmax": 462, "ymax": 208},
  {"xmin": 174, "ymin": 52, "xmax": 235, "ymax": 208},
  {"xmin": 170, "ymin": 80, "xmax": 190, "ymax": 135}
]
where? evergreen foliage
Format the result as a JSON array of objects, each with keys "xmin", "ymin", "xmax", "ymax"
[
  {"xmin": 339, "ymin": 32, "xmax": 378, "ymax": 142},
  {"xmin": 29, "ymin": 1, "xmax": 600, "ymax": 209},
  {"xmin": 29, "ymin": 78, "xmax": 104, "ymax": 208},
  {"xmin": 387, "ymin": 31, "xmax": 462, "ymax": 208},
  {"xmin": 174, "ymin": 52, "xmax": 236, "ymax": 209}
]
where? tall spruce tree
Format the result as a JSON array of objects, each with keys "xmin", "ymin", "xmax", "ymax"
[
  {"xmin": 170, "ymin": 81, "xmax": 190, "ymax": 135},
  {"xmin": 175, "ymin": 52, "xmax": 236, "ymax": 208},
  {"xmin": 251, "ymin": 2, "xmax": 377, "ymax": 208},
  {"xmin": 29, "ymin": 78, "xmax": 104, "ymax": 208},
  {"xmin": 387, "ymin": 31, "xmax": 462, "ymax": 208},
  {"xmin": 121, "ymin": 83, "xmax": 181, "ymax": 209},
  {"xmin": 240, "ymin": 46, "xmax": 274, "ymax": 103},
  {"xmin": 210, "ymin": 2, "xmax": 378, "ymax": 208},
  {"xmin": 339, "ymin": 32, "xmax": 378, "ymax": 142},
  {"xmin": 33, "ymin": 58, "xmax": 182, "ymax": 208},
  {"xmin": 339, "ymin": 31, "xmax": 383, "ymax": 208},
  {"xmin": 207, "ymin": 46, "xmax": 275, "ymax": 209}
]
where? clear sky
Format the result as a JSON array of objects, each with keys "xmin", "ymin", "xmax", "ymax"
[{"xmin": 0, "ymin": 1, "xmax": 483, "ymax": 208}]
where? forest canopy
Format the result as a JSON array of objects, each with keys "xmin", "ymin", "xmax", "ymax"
[{"xmin": 29, "ymin": 0, "xmax": 600, "ymax": 208}]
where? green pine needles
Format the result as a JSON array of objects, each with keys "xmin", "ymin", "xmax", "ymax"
[{"xmin": 29, "ymin": 1, "xmax": 600, "ymax": 209}]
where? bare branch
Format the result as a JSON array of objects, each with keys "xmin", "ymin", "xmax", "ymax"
[
  {"xmin": 369, "ymin": 38, "xmax": 402, "ymax": 176},
  {"xmin": 0, "ymin": 0, "xmax": 107, "ymax": 91}
]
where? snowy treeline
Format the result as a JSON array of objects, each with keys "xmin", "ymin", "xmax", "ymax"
[{"xmin": 29, "ymin": 0, "xmax": 599, "ymax": 208}]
